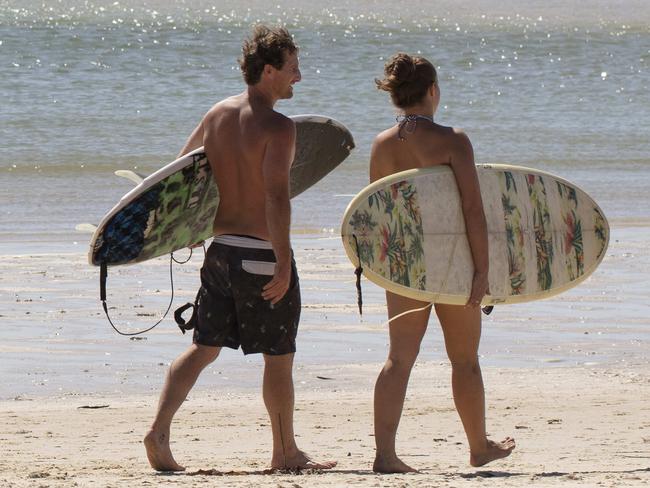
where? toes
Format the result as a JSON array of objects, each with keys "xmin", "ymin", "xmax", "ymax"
[
  {"xmin": 503, "ymin": 438, "xmax": 516, "ymax": 449},
  {"xmin": 306, "ymin": 460, "xmax": 337, "ymax": 470}
]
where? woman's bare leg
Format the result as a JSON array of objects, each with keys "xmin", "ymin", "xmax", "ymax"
[
  {"xmin": 435, "ymin": 303, "xmax": 515, "ymax": 466},
  {"xmin": 373, "ymin": 291, "xmax": 430, "ymax": 473}
]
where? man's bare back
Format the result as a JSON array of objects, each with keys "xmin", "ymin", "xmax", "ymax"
[{"xmin": 202, "ymin": 94, "xmax": 295, "ymax": 241}]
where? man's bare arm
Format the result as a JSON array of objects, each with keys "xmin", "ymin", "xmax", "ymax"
[
  {"xmin": 177, "ymin": 122, "xmax": 204, "ymax": 158},
  {"xmin": 261, "ymin": 117, "xmax": 296, "ymax": 304}
]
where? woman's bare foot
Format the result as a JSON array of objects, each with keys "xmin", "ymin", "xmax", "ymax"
[
  {"xmin": 144, "ymin": 430, "xmax": 186, "ymax": 472},
  {"xmin": 470, "ymin": 437, "xmax": 516, "ymax": 467},
  {"xmin": 373, "ymin": 454, "xmax": 418, "ymax": 473},
  {"xmin": 271, "ymin": 450, "xmax": 337, "ymax": 471}
]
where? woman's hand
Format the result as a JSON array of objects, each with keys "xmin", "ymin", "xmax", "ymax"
[{"xmin": 467, "ymin": 270, "xmax": 489, "ymax": 307}]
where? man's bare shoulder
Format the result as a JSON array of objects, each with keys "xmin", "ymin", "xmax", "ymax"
[
  {"xmin": 246, "ymin": 111, "xmax": 294, "ymax": 151},
  {"xmin": 262, "ymin": 110, "xmax": 295, "ymax": 135},
  {"xmin": 204, "ymin": 95, "xmax": 243, "ymax": 122}
]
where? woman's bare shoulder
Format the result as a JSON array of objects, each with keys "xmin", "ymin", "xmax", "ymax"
[
  {"xmin": 373, "ymin": 126, "xmax": 399, "ymax": 146},
  {"xmin": 370, "ymin": 127, "xmax": 400, "ymax": 181}
]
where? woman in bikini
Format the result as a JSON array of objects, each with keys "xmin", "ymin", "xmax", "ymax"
[{"xmin": 370, "ymin": 52, "xmax": 515, "ymax": 473}]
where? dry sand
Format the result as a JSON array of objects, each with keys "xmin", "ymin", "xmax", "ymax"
[{"xmin": 1, "ymin": 363, "xmax": 649, "ymax": 487}]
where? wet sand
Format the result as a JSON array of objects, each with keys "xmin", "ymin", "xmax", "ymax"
[{"xmin": 1, "ymin": 225, "xmax": 649, "ymax": 486}]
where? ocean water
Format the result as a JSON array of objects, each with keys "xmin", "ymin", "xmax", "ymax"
[
  {"xmin": 1, "ymin": 1, "xmax": 650, "ymax": 397},
  {"xmin": 1, "ymin": 0, "xmax": 649, "ymax": 249}
]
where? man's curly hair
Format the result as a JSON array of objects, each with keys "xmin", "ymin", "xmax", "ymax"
[{"xmin": 239, "ymin": 25, "xmax": 297, "ymax": 85}]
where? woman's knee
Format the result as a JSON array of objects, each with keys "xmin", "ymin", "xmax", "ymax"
[
  {"xmin": 448, "ymin": 356, "xmax": 481, "ymax": 374},
  {"xmin": 387, "ymin": 346, "xmax": 420, "ymax": 372}
]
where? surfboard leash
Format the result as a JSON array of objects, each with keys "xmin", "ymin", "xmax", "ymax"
[
  {"xmin": 352, "ymin": 234, "xmax": 364, "ymax": 315},
  {"xmin": 99, "ymin": 245, "xmax": 203, "ymax": 336}
]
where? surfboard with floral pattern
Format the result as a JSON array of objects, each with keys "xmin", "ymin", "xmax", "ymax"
[{"xmin": 341, "ymin": 164, "xmax": 609, "ymax": 305}]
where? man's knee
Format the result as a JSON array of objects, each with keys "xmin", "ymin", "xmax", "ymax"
[
  {"xmin": 263, "ymin": 352, "xmax": 294, "ymax": 369},
  {"xmin": 190, "ymin": 344, "xmax": 221, "ymax": 364}
]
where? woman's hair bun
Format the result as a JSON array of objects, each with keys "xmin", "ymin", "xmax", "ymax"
[
  {"xmin": 375, "ymin": 53, "xmax": 437, "ymax": 109},
  {"xmin": 385, "ymin": 53, "xmax": 417, "ymax": 85}
]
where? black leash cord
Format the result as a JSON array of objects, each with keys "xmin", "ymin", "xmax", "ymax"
[
  {"xmin": 352, "ymin": 234, "xmax": 363, "ymax": 315},
  {"xmin": 171, "ymin": 247, "xmax": 194, "ymax": 264},
  {"xmin": 100, "ymin": 254, "xmax": 177, "ymax": 336}
]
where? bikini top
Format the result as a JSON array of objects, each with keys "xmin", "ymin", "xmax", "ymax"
[{"xmin": 396, "ymin": 114, "xmax": 434, "ymax": 141}]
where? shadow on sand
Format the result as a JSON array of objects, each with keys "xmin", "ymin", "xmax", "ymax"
[
  {"xmin": 458, "ymin": 466, "xmax": 650, "ymax": 480},
  {"xmin": 172, "ymin": 465, "xmax": 650, "ymax": 479}
]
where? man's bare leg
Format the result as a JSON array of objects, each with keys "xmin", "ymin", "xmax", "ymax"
[
  {"xmin": 435, "ymin": 304, "xmax": 515, "ymax": 467},
  {"xmin": 262, "ymin": 353, "xmax": 337, "ymax": 470},
  {"xmin": 144, "ymin": 344, "xmax": 221, "ymax": 471},
  {"xmin": 373, "ymin": 292, "xmax": 430, "ymax": 473}
]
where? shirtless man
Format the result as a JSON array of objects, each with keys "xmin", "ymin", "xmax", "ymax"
[{"xmin": 144, "ymin": 25, "xmax": 336, "ymax": 473}]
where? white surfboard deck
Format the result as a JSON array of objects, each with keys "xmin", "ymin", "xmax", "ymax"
[{"xmin": 341, "ymin": 164, "xmax": 609, "ymax": 305}]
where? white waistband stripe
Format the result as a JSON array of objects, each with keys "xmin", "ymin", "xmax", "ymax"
[{"xmin": 214, "ymin": 234, "xmax": 274, "ymax": 250}]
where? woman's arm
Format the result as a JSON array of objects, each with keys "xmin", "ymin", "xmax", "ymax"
[{"xmin": 448, "ymin": 130, "xmax": 489, "ymax": 306}]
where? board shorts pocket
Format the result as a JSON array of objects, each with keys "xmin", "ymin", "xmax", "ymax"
[{"xmin": 241, "ymin": 259, "xmax": 276, "ymax": 276}]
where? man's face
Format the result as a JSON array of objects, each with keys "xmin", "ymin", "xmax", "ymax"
[{"xmin": 275, "ymin": 50, "xmax": 301, "ymax": 99}]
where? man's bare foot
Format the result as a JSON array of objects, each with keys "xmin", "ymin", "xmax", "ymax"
[
  {"xmin": 271, "ymin": 450, "xmax": 337, "ymax": 471},
  {"xmin": 373, "ymin": 454, "xmax": 418, "ymax": 474},
  {"xmin": 470, "ymin": 437, "xmax": 516, "ymax": 467},
  {"xmin": 144, "ymin": 430, "xmax": 186, "ymax": 472}
]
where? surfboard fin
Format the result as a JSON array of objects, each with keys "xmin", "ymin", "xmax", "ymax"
[
  {"xmin": 75, "ymin": 223, "xmax": 98, "ymax": 233},
  {"xmin": 114, "ymin": 169, "xmax": 145, "ymax": 185}
]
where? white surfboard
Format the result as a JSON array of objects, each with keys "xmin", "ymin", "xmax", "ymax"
[{"xmin": 341, "ymin": 164, "xmax": 609, "ymax": 305}]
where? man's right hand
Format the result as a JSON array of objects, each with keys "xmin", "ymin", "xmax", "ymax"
[{"xmin": 262, "ymin": 261, "xmax": 292, "ymax": 305}]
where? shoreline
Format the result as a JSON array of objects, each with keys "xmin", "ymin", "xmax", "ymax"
[{"xmin": 1, "ymin": 224, "xmax": 650, "ymax": 400}]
